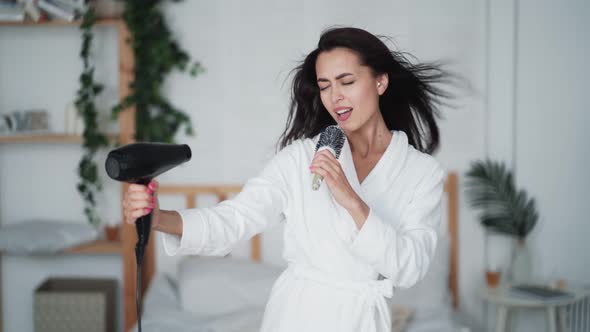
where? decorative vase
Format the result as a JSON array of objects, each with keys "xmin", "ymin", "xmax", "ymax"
[
  {"xmin": 104, "ymin": 225, "xmax": 120, "ymax": 242},
  {"xmin": 485, "ymin": 270, "xmax": 502, "ymax": 288},
  {"xmin": 509, "ymin": 238, "xmax": 532, "ymax": 284},
  {"xmin": 486, "ymin": 231, "xmax": 512, "ymax": 286}
]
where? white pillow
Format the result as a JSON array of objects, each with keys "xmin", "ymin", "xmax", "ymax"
[
  {"xmin": 178, "ymin": 256, "xmax": 282, "ymax": 317},
  {"xmin": 0, "ymin": 220, "xmax": 98, "ymax": 255},
  {"xmin": 388, "ymin": 235, "xmax": 451, "ymax": 314}
]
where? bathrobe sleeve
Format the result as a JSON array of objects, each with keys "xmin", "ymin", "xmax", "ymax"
[
  {"xmin": 162, "ymin": 144, "xmax": 296, "ymax": 257},
  {"xmin": 349, "ymin": 160, "xmax": 444, "ymax": 289}
]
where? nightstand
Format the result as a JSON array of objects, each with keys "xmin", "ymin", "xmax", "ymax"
[{"xmin": 481, "ymin": 284, "xmax": 590, "ymax": 332}]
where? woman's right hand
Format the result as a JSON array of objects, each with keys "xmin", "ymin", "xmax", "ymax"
[{"xmin": 122, "ymin": 180, "xmax": 160, "ymax": 229}]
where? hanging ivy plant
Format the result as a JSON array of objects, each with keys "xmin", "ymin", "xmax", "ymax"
[
  {"xmin": 112, "ymin": 0, "xmax": 203, "ymax": 142},
  {"xmin": 76, "ymin": 1, "xmax": 202, "ymax": 227},
  {"xmin": 75, "ymin": 7, "xmax": 110, "ymax": 228}
]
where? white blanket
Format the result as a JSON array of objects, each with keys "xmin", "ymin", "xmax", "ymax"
[{"xmin": 133, "ymin": 273, "xmax": 264, "ymax": 332}]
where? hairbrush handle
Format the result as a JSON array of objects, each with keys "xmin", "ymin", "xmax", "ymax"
[
  {"xmin": 311, "ymin": 145, "xmax": 337, "ymax": 191},
  {"xmin": 312, "ymin": 173, "xmax": 323, "ymax": 191}
]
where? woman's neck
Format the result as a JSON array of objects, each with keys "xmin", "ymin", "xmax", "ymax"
[{"xmin": 346, "ymin": 114, "xmax": 392, "ymax": 158}]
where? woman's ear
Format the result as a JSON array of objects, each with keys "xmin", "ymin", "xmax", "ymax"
[{"xmin": 376, "ymin": 73, "xmax": 389, "ymax": 95}]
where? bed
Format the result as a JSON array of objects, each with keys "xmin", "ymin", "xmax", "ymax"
[{"xmin": 128, "ymin": 172, "xmax": 464, "ymax": 332}]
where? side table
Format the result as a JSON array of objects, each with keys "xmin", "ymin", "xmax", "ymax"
[{"xmin": 481, "ymin": 284, "xmax": 589, "ymax": 332}]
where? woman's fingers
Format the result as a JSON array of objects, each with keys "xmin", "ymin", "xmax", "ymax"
[
  {"xmin": 127, "ymin": 180, "xmax": 158, "ymax": 195},
  {"xmin": 123, "ymin": 182, "xmax": 158, "ymax": 225},
  {"xmin": 309, "ymin": 150, "xmax": 362, "ymax": 211},
  {"xmin": 311, "ymin": 158, "xmax": 340, "ymax": 176},
  {"xmin": 127, "ymin": 191, "xmax": 151, "ymax": 203},
  {"xmin": 311, "ymin": 165, "xmax": 333, "ymax": 186},
  {"xmin": 126, "ymin": 208, "xmax": 151, "ymax": 223},
  {"xmin": 310, "ymin": 152, "xmax": 341, "ymax": 177},
  {"xmin": 128, "ymin": 183, "xmax": 149, "ymax": 193},
  {"xmin": 124, "ymin": 208, "xmax": 152, "ymax": 224},
  {"xmin": 313, "ymin": 150, "xmax": 339, "ymax": 167},
  {"xmin": 150, "ymin": 181, "xmax": 159, "ymax": 194}
]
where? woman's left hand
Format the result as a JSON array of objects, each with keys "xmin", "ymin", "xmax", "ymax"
[{"xmin": 310, "ymin": 150, "xmax": 363, "ymax": 212}]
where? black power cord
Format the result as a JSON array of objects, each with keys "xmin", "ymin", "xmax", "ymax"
[
  {"xmin": 135, "ymin": 223, "xmax": 150, "ymax": 332},
  {"xmin": 136, "ymin": 258, "xmax": 143, "ymax": 332}
]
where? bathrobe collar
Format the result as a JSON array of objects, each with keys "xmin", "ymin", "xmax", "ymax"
[{"xmin": 338, "ymin": 130, "xmax": 409, "ymax": 203}]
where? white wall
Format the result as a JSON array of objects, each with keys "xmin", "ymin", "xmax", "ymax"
[
  {"xmin": 486, "ymin": 0, "xmax": 590, "ymax": 331},
  {"xmin": 2, "ymin": 1, "xmax": 587, "ymax": 332},
  {"xmin": 516, "ymin": 0, "xmax": 590, "ymax": 282},
  {"xmin": 513, "ymin": 0, "xmax": 590, "ymax": 330}
]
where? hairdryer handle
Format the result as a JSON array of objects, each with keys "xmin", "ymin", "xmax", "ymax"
[
  {"xmin": 136, "ymin": 213, "xmax": 152, "ymax": 246},
  {"xmin": 135, "ymin": 213, "xmax": 152, "ymax": 265},
  {"xmin": 135, "ymin": 179, "xmax": 153, "ymax": 265}
]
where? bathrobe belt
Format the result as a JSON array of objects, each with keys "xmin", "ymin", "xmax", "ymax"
[{"xmin": 291, "ymin": 265, "xmax": 394, "ymax": 332}]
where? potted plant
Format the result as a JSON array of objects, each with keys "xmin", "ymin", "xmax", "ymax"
[
  {"xmin": 75, "ymin": 7, "xmax": 110, "ymax": 229},
  {"xmin": 75, "ymin": 0, "xmax": 202, "ymax": 233},
  {"xmin": 465, "ymin": 159, "xmax": 539, "ymax": 284}
]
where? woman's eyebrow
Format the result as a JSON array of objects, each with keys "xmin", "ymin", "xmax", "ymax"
[{"xmin": 317, "ymin": 73, "xmax": 353, "ymax": 83}]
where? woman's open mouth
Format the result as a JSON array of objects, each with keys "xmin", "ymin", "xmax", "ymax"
[{"xmin": 336, "ymin": 108, "xmax": 353, "ymax": 121}]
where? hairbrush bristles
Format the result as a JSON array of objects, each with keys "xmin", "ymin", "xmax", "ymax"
[{"xmin": 315, "ymin": 125, "xmax": 345, "ymax": 158}]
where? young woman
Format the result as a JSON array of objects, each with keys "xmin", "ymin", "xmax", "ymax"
[{"xmin": 123, "ymin": 27, "xmax": 449, "ymax": 332}]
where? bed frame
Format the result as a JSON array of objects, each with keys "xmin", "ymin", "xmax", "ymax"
[{"xmin": 121, "ymin": 172, "xmax": 459, "ymax": 329}]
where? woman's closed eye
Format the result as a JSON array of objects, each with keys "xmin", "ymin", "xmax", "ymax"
[{"xmin": 319, "ymin": 81, "xmax": 354, "ymax": 91}]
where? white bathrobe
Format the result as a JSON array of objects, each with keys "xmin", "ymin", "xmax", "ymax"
[{"xmin": 163, "ymin": 130, "xmax": 444, "ymax": 332}]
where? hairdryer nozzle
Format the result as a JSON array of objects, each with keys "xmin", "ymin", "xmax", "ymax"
[{"xmin": 105, "ymin": 157, "xmax": 121, "ymax": 179}]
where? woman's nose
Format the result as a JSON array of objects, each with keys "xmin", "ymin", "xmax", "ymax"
[{"xmin": 331, "ymin": 86, "xmax": 343, "ymax": 103}]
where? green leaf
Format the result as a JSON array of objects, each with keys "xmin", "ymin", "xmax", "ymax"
[{"xmin": 465, "ymin": 159, "xmax": 539, "ymax": 238}]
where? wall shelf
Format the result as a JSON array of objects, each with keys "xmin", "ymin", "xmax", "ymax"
[
  {"xmin": 0, "ymin": 133, "xmax": 119, "ymax": 144},
  {"xmin": 0, "ymin": 134, "xmax": 82, "ymax": 143},
  {"xmin": 0, "ymin": 19, "xmax": 121, "ymax": 27}
]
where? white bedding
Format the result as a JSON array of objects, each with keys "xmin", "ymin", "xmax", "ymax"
[
  {"xmin": 133, "ymin": 269, "xmax": 464, "ymax": 332},
  {"xmin": 405, "ymin": 307, "xmax": 457, "ymax": 332},
  {"xmin": 132, "ymin": 273, "xmax": 266, "ymax": 332}
]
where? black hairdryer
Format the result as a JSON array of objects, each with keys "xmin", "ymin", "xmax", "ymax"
[
  {"xmin": 105, "ymin": 142, "xmax": 191, "ymax": 332},
  {"xmin": 105, "ymin": 142, "xmax": 192, "ymax": 264}
]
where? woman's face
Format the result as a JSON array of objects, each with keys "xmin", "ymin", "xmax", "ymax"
[{"xmin": 316, "ymin": 47, "xmax": 387, "ymax": 133}]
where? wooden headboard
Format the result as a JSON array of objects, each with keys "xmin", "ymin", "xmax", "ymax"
[
  {"xmin": 445, "ymin": 172, "xmax": 459, "ymax": 309},
  {"xmin": 124, "ymin": 172, "xmax": 459, "ymax": 326}
]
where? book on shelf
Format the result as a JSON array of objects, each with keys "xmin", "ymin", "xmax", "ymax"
[
  {"xmin": 510, "ymin": 284, "xmax": 574, "ymax": 301},
  {"xmin": 51, "ymin": 0, "xmax": 85, "ymax": 13},
  {"xmin": 0, "ymin": 0, "xmax": 25, "ymax": 21},
  {"xmin": 37, "ymin": 0, "xmax": 78, "ymax": 21},
  {"xmin": 0, "ymin": 129, "xmax": 53, "ymax": 137},
  {"xmin": 17, "ymin": 0, "xmax": 41, "ymax": 21}
]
